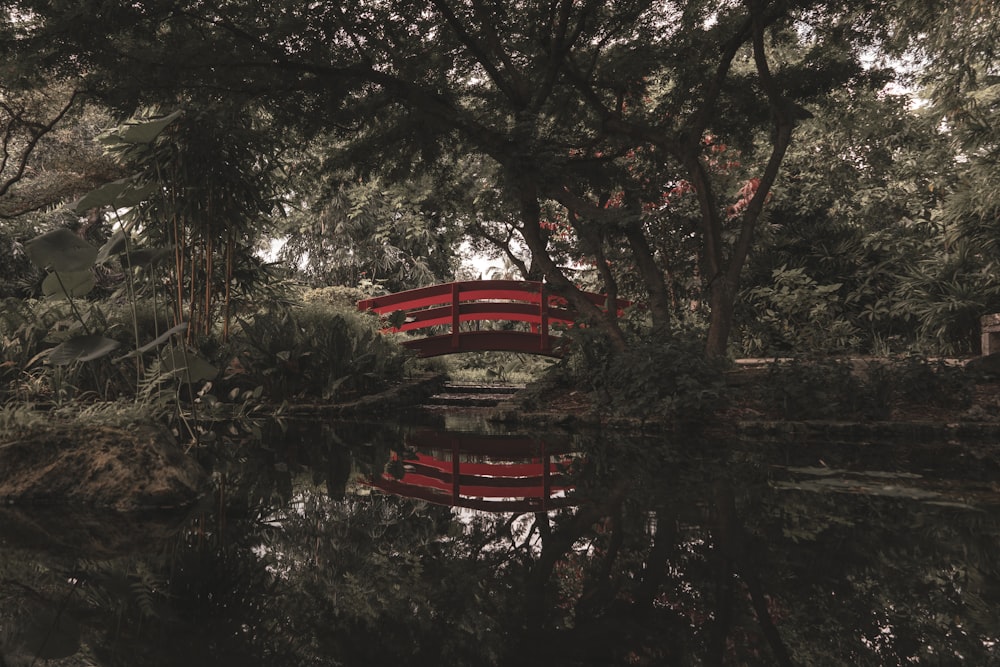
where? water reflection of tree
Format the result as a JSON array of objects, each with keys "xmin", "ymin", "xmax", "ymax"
[
  {"xmin": 4, "ymin": 427, "xmax": 999, "ymax": 666},
  {"xmin": 756, "ymin": 486, "xmax": 1000, "ymax": 665},
  {"xmin": 203, "ymin": 430, "xmax": 1000, "ymax": 665},
  {"xmin": 503, "ymin": 435, "xmax": 1000, "ymax": 666}
]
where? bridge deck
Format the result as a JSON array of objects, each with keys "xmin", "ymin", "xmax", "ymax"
[{"xmin": 358, "ymin": 280, "xmax": 628, "ymax": 357}]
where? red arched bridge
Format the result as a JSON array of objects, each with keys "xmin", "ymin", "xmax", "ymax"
[{"xmin": 357, "ymin": 280, "xmax": 629, "ymax": 357}]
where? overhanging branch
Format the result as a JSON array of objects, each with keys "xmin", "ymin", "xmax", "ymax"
[{"xmin": 0, "ymin": 90, "xmax": 81, "ymax": 201}]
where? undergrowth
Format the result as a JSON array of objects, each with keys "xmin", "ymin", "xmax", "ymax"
[
  {"xmin": 554, "ymin": 320, "xmax": 729, "ymax": 424},
  {"xmin": 750, "ymin": 354, "xmax": 974, "ymax": 421}
]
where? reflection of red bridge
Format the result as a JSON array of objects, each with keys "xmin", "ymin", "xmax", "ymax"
[
  {"xmin": 357, "ymin": 280, "xmax": 628, "ymax": 357},
  {"xmin": 367, "ymin": 429, "xmax": 578, "ymax": 512}
]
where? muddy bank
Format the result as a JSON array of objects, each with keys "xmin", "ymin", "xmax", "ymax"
[{"xmin": 0, "ymin": 422, "xmax": 210, "ymax": 511}]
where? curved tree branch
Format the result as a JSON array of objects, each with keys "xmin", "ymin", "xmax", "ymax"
[
  {"xmin": 515, "ymin": 176, "xmax": 627, "ymax": 349},
  {"xmin": 430, "ymin": 0, "xmax": 525, "ymax": 107},
  {"xmin": 725, "ymin": 0, "xmax": 798, "ymax": 287},
  {"xmin": 0, "ymin": 89, "xmax": 81, "ymax": 200}
]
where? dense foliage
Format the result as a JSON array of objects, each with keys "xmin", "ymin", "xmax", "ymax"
[
  {"xmin": 0, "ymin": 6, "xmax": 1000, "ymax": 664},
  {"xmin": 4, "ymin": 5, "xmax": 1000, "ymax": 665},
  {"xmin": 0, "ymin": 0, "xmax": 999, "ymax": 408}
]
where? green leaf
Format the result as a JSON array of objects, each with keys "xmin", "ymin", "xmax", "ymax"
[
  {"xmin": 72, "ymin": 179, "xmax": 160, "ymax": 213},
  {"xmin": 41, "ymin": 270, "xmax": 95, "ymax": 299},
  {"xmin": 48, "ymin": 335, "xmax": 121, "ymax": 365},
  {"xmin": 129, "ymin": 246, "xmax": 174, "ymax": 267},
  {"xmin": 119, "ymin": 109, "xmax": 183, "ymax": 143},
  {"xmin": 24, "ymin": 228, "xmax": 97, "ymax": 272},
  {"xmin": 116, "ymin": 322, "xmax": 189, "ymax": 360},
  {"xmin": 95, "ymin": 230, "xmax": 129, "ymax": 264},
  {"xmin": 159, "ymin": 344, "xmax": 218, "ymax": 382},
  {"xmin": 72, "ymin": 179, "xmax": 125, "ymax": 212}
]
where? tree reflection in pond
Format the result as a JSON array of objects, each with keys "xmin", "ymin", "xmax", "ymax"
[{"xmin": 1, "ymin": 419, "xmax": 999, "ymax": 666}]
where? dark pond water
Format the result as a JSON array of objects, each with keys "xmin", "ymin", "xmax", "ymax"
[{"xmin": 2, "ymin": 410, "xmax": 1000, "ymax": 666}]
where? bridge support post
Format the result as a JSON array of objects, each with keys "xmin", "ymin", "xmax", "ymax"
[
  {"xmin": 451, "ymin": 282, "xmax": 460, "ymax": 351},
  {"xmin": 541, "ymin": 439, "xmax": 549, "ymax": 511},
  {"xmin": 452, "ymin": 439, "xmax": 460, "ymax": 506},
  {"xmin": 539, "ymin": 284, "xmax": 549, "ymax": 353}
]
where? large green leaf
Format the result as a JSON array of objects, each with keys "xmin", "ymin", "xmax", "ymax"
[
  {"xmin": 95, "ymin": 230, "xmax": 130, "ymax": 264},
  {"xmin": 48, "ymin": 335, "xmax": 121, "ymax": 365},
  {"xmin": 116, "ymin": 322, "xmax": 189, "ymax": 361},
  {"xmin": 24, "ymin": 228, "xmax": 97, "ymax": 272},
  {"xmin": 159, "ymin": 344, "xmax": 218, "ymax": 382},
  {"xmin": 119, "ymin": 109, "xmax": 183, "ymax": 143},
  {"xmin": 96, "ymin": 232, "xmax": 173, "ymax": 268},
  {"xmin": 129, "ymin": 246, "xmax": 174, "ymax": 267},
  {"xmin": 41, "ymin": 270, "xmax": 95, "ymax": 299},
  {"xmin": 73, "ymin": 179, "xmax": 160, "ymax": 214}
]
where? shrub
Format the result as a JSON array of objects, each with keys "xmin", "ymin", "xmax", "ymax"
[
  {"xmin": 755, "ymin": 357, "xmax": 872, "ymax": 420},
  {"xmin": 301, "ymin": 285, "xmax": 372, "ymax": 310},
  {"xmin": 886, "ymin": 353, "xmax": 972, "ymax": 409},
  {"xmin": 739, "ymin": 265, "xmax": 860, "ymax": 356},
  {"xmin": 751, "ymin": 353, "xmax": 973, "ymax": 421},
  {"xmin": 559, "ymin": 321, "xmax": 728, "ymax": 423},
  {"xmin": 228, "ymin": 300, "xmax": 411, "ymax": 401}
]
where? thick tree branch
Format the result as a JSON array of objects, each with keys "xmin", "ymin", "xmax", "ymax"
[
  {"xmin": 575, "ymin": 506, "xmax": 624, "ymax": 619},
  {"xmin": 683, "ymin": 155, "xmax": 727, "ymax": 281},
  {"xmin": 525, "ymin": 480, "xmax": 629, "ymax": 629},
  {"xmin": 713, "ymin": 480, "xmax": 794, "ymax": 667},
  {"xmin": 623, "ymin": 189, "xmax": 674, "ymax": 330},
  {"xmin": 531, "ymin": 0, "xmax": 581, "ymax": 112},
  {"xmin": 682, "ymin": 15, "xmax": 754, "ymax": 152},
  {"xmin": 566, "ymin": 206, "xmax": 619, "ymax": 315},
  {"xmin": 430, "ymin": 0, "xmax": 525, "ymax": 107},
  {"xmin": 468, "ymin": 219, "xmax": 531, "ymax": 278},
  {"xmin": 724, "ymin": 0, "xmax": 796, "ymax": 288},
  {"xmin": 515, "ymin": 177, "xmax": 626, "ymax": 349},
  {"xmin": 0, "ymin": 90, "xmax": 81, "ymax": 200}
]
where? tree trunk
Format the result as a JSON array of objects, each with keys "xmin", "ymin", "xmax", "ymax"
[
  {"xmin": 713, "ymin": 481, "xmax": 794, "ymax": 667},
  {"xmin": 705, "ymin": 275, "xmax": 738, "ymax": 358},
  {"xmin": 515, "ymin": 178, "xmax": 628, "ymax": 351},
  {"xmin": 636, "ymin": 509, "xmax": 676, "ymax": 615},
  {"xmin": 570, "ymin": 210, "xmax": 621, "ymax": 318},
  {"xmin": 624, "ymin": 220, "xmax": 673, "ymax": 332}
]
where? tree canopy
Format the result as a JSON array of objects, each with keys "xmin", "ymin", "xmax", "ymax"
[{"xmin": 1, "ymin": 0, "xmax": 999, "ymax": 356}]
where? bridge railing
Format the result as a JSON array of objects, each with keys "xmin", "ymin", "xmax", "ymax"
[{"xmin": 357, "ymin": 280, "xmax": 628, "ymax": 357}]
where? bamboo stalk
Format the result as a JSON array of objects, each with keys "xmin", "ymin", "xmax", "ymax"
[
  {"xmin": 173, "ymin": 212, "xmax": 184, "ymax": 327},
  {"xmin": 189, "ymin": 233, "xmax": 198, "ymax": 339},
  {"xmin": 204, "ymin": 232, "xmax": 213, "ymax": 336},
  {"xmin": 224, "ymin": 229, "xmax": 233, "ymax": 342}
]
